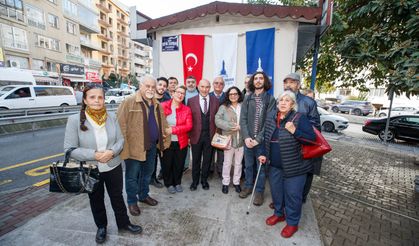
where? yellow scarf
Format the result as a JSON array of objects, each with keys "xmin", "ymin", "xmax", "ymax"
[{"xmin": 85, "ymin": 106, "xmax": 107, "ymax": 127}]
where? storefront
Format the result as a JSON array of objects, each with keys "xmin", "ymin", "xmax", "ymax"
[{"xmin": 30, "ymin": 70, "xmax": 60, "ymax": 85}]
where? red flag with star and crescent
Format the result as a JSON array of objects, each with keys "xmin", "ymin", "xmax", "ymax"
[{"xmin": 181, "ymin": 34, "xmax": 205, "ymax": 85}]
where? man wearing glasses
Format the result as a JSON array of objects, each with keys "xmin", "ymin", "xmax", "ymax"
[
  {"xmin": 210, "ymin": 76, "xmax": 226, "ymax": 178},
  {"xmin": 117, "ymin": 75, "xmax": 171, "ymax": 216}
]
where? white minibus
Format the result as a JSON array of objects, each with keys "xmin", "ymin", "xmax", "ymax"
[{"xmin": 0, "ymin": 85, "xmax": 77, "ymax": 109}]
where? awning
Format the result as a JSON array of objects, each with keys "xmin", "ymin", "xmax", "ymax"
[
  {"xmin": 63, "ymin": 77, "xmax": 91, "ymax": 83},
  {"xmin": 34, "ymin": 76, "xmax": 60, "ymax": 84}
]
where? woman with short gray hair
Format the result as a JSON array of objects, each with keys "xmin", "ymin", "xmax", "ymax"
[{"xmin": 257, "ymin": 91, "xmax": 315, "ymax": 238}]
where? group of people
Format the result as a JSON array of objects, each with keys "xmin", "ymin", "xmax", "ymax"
[{"xmin": 63, "ymin": 71, "xmax": 321, "ymax": 243}]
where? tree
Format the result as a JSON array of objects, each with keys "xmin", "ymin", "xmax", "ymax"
[{"xmin": 300, "ymin": 0, "xmax": 419, "ymax": 97}]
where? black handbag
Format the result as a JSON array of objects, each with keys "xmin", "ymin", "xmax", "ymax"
[{"xmin": 49, "ymin": 148, "xmax": 100, "ymax": 194}]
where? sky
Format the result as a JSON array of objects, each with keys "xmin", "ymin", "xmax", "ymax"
[{"xmin": 119, "ymin": 0, "xmax": 245, "ymax": 19}]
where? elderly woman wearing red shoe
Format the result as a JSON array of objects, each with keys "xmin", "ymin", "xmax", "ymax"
[{"xmin": 257, "ymin": 90, "xmax": 315, "ymax": 238}]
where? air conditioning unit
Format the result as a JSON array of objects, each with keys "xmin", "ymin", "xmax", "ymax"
[{"xmin": 9, "ymin": 59, "xmax": 21, "ymax": 68}]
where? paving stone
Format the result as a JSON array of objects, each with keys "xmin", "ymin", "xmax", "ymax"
[{"xmin": 312, "ymin": 140, "xmax": 419, "ymax": 245}]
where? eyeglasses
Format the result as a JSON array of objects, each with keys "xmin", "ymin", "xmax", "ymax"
[
  {"xmin": 228, "ymin": 93, "xmax": 238, "ymax": 96},
  {"xmin": 175, "ymin": 91, "xmax": 185, "ymax": 95},
  {"xmin": 85, "ymin": 83, "xmax": 103, "ymax": 89}
]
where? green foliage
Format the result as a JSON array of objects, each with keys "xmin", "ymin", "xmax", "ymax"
[
  {"xmin": 300, "ymin": 0, "xmax": 419, "ymax": 97},
  {"xmin": 247, "ymin": 0, "xmax": 317, "ymax": 6}
]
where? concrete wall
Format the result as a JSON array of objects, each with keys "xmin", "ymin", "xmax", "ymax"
[{"xmin": 150, "ymin": 14, "xmax": 299, "ymax": 96}]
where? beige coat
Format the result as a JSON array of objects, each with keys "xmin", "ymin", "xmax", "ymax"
[
  {"xmin": 117, "ymin": 92, "xmax": 171, "ymax": 162},
  {"xmin": 215, "ymin": 104, "xmax": 243, "ymax": 148}
]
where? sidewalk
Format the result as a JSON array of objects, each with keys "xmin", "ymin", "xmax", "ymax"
[{"xmin": 0, "ymin": 170, "xmax": 322, "ymax": 245}]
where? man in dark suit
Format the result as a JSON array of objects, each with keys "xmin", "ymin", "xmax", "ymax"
[{"xmin": 187, "ymin": 79, "xmax": 220, "ymax": 191}]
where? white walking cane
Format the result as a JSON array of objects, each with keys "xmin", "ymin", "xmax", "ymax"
[{"xmin": 246, "ymin": 161, "xmax": 263, "ymax": 215}]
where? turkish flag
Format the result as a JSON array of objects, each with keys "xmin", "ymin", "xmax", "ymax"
[{"xmin": 181, "ymin": 34, "xmax": 205, "ymax": 85}]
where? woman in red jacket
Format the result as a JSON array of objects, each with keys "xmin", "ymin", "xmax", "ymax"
[{"xmin": 161, "ymin": 85, "xmax": 193, "ymax": 193}]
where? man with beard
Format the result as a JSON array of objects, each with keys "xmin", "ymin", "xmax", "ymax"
[
  {"xmin": 155, "ymin": 77, "xmax": 171, "ymax": 103},
  {"xmin": 184, "ymin": 75, "xmax": 199, "ymax": 104},
  {"xmin": 150, "ymin": 77, "xmax": 171, "ymax": 189},
  {"xmin": 117, "ymin": 75, "xmax": 171, "ymax": 216},
  {"xmin": 239, "ymin": 71, "xmax": 276, "ymax": 206},
  {"xmin": 283, "ymin": 73, "xmax": 320, "ymax": 204}
]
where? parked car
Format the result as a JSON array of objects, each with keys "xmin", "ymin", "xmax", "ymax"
[
  {"xmin": 315, "ymin": 99, "xmax": 330, "ymax": 111},
  {"xmin": 318, "ymin": 107, "xmax": 349, "ymax": 132},
  {"xmin": 377, "ymin": 106, "xmax": 418, "ymax": 117},
  {"xmin": 105, "ymin": 89, "xmax": 134, "ymax": 104},
  {"xmin": 0, "ymin": 85, "xmax": 76, "ymax": 109},
  {"xmin": 331, "ymin": 100, "xmax": 373, "ymax": 116},
  {"xmin": 362, "ymin": 115, "xmax": 419, "ymax": 142}
]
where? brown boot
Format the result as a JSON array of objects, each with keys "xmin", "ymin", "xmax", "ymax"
[
  {"xmin": 128, "ymin": 204, "xmax": 141, "ymax": 216},
  {"xmin": 239, "ymin": 188, "xmax": 252, "ymax": 198},
  {"xmin": 253, "ymin": 192, "xmax": 264, "ymax": 206}
]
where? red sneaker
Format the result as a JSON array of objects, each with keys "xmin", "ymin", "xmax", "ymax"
[
  {"xmin": 281, "ymin": 225, "xmax": 298, "ymax": 238},
  {"xmin": 265, "ymin": 214, "xmax": 285, "ymax": 226}
]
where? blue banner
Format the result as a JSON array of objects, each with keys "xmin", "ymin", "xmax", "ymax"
[{"xmin": 246, "ymin": 27, "xmax": 275, "ymax": 94}]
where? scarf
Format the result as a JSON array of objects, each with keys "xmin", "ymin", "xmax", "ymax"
[{"xmin": 85, "ymin": 106, "xmax": 107, "ymax": 127}]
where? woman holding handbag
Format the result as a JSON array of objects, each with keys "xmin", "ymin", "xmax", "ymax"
[
  {"xmin": 160, "ymin": 85, "xmax": 193, "ymax": 194},
  {"xmin": 64, "ymin": 83, "xmax": 142, "ymax": 244},
  {"xmin": 215, "ymin": 86, "xmax": 244, "ymax": 194},
  {"xmin": 257, "ymin": 90, "xmax": 315, "ymax": 238}
]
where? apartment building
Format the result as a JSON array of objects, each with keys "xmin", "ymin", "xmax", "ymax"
[
  {"xmin": 0, "ymin": 0, "xmax": 100, "ymax": 84},
  {"xmin": 93, "ymin": 0, "xmax": 130, "ymax": 78}
]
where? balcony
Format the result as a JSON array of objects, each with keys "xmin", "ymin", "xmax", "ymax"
[
  {"xmin": 80, "ymin": 37, "xmax": 101, "ymax": 51},
  {"xmin": 0, "ymin": 7, "xmax": 25, "ymax": 23},
  {"xmin": 66, "ymin": 54, "xmax": 84, "ymax": 64},
  {"xmin": 117, "ymin": 30, "xmax": 129, "ymax": 38},
  {"xmin": 98, "ymin": 19, "xmax": 112, "ymax": 28},
  {"xmin": 97, "ymin": 33, "xmax": 112, "ymax": 41},
  {"xmin": 84, "ymin": 58, "xmax": 102, "ymax": 68},
  {"xmin": 101, "ymin": 62, "xmax": 113, "ymax": 68},
  {"xmin": 2, "ymin": 38, "xmax": 28, "ymax": 51},
  {"xmin": 117, "ymin": 16, "xmax": 129, "ymax": 25},
  {"xmin": 134, "ymin": 58, "xmax": 145, "ymax": 66},
  {"xmin": 96, "ymin": 3, "xmax": 111, "ymax": 14},
  {"xmin": 100, "ymin": 48, "xmax": 111, "ymax": 55},
  {"xmin": 118, "ymin": 54, "xmax": 129, "ymax": 60}
]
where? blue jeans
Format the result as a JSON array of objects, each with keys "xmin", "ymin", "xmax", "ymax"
[
  {"xmin": 244, "ymin": 146, "xmax": 266, "ymax": 193},
  {"xmin": 125, "ymin": 144, "xmax": 157, "ymax": 205},
  {"xmin": 269, "ymin": 166, "xmax": 307, "ymax": 226}
]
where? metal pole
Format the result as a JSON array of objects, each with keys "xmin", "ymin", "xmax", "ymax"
[
  {"xmin": 310, "ymin": 34, "xmax": 320, "ymax": 90},
  {"xmin": 383, "ymin": 88, "xmax": 394, "ymax": 144}
]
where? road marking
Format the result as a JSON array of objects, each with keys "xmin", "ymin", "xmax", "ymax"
[
  {"xmin": 0, "ymin": 153, "xmax": 63, "ymax": 172},
  {"xmin": 33, "ymin": 179, "xmax": 49, "ymax": 187},
  {"xmin": 0, "ymin": 179, "xmax": 12, "ymax": 186},
  {"xmin": 25, "ymin": 165, "xmax": 50, "ymax": 176}
]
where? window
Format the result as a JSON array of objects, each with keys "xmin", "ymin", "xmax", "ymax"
[
  {"xmin": 26, "ymin": 4, "xmax": 45, "ymax": 29},
  {"xmin": 1, "ymin": 24, "xmax": 28, "ymax": 50},
  {"xmin": 32, "ymin": 59, "xmax": 44, "ymax": 70},
  {"xmin": 66, "ymin": 43, "xmax": 80, "ymax": 55},
  {"xmin": 34, "ymin": 87, "xmax": 72, "ymax": 96},
  {"xmin": 102, "ymin": 56, "xmax": 108, "ymax": 63},
  {"xmin": 6, "ymin": 55, "xmax": 29, "ymax": 69},
  {"xmin": 0, "ymin": 0, "xmax": 23, "ymax": 21},
  {"xmin": 46, "ymin": 62, "xmax": 58, "ymax": 72},
  {"xmin": 62, "ymin": 0, "xmax": 77, "ymax": 19},
  {"xmin": 48, "ymin": 14, "xmax": 58, "ymax": 28},
  {"xmin": 109, "ymin": 31, "xmax": 113, "ymax": 39},
  {"xmin": 6, "ymin": 87, "xmax": 31, "ymax": 99},
  {"xmin": 47, "ymin": 0, "xmax": 56, "ymax": 4},
  {"xmin": 109, "ymin": 17, "xmax": 112, "ymax": 25},
  {"xmin": 66, "ymin": 21, "xmax": 76, "ymax": 34},
  {"xmin": 36, "ymin": 34, "xmax": 60, "ymax": 51}
]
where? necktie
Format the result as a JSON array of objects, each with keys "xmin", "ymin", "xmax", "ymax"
[{"xmin": 203, "ymin": 97, "xmax": 208, "ymax": 114}]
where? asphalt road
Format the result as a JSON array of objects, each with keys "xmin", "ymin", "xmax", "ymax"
[{"xmin": 0, "ymin": 126, "xmax": 65, "ymax": 192}]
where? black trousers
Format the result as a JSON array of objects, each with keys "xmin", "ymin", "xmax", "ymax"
[
  {"xmin": 162, "ymin": 141, "xmax": 187, "ymax": 187},
  {"xmin": 152, "ymin": 151, "xmax": 162, "ymax": 182},
  {"xmin": 88, "ymin": 164, "xmax": 130, "ymax": 229},
  {"xmin": 191, "ymin": 134, "xmax": 213, "ymax": 185}
]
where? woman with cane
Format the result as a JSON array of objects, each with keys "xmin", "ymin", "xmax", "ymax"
[
  {"xmin": 257, "ymin": 91, "xmax": 315, "ymax": 238},
  {"xmin": 64, "ymin": 83, "xmax": 142, "ymax": 244}
]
